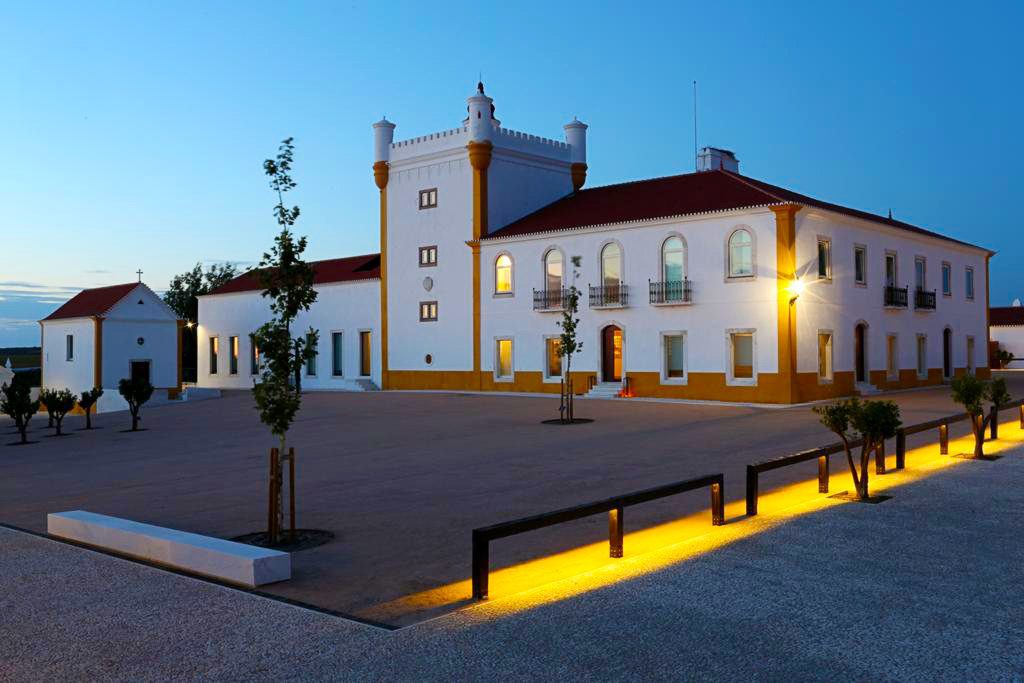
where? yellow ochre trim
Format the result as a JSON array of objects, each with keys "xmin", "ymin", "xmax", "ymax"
[
  {"xmin": 570, "ymin": 162, "xmax": 588, "ymax": 192},
  {"xmin": 467, "ymin": 141, "xmax": 492, "ymax": 390},
  {"xmin": 985, "ymin": 254, "xmax": 991, "ymax": 370},
  {"xmin": 771, "ymin": 203, "xmax": 801, "ymax": 404},
  {"xmin": 373, "ymin": 160, "xmax": 390, "ymax": 389}
]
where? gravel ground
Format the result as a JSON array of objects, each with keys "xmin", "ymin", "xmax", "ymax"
[{"xmin": 3, "ymin": 444, "xmax": 1024, "ymax": 681}]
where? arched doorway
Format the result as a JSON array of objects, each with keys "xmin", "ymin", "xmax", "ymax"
[
  {"xmin": 854, "ymin": 323, "xmax": 868, "ymax": 383},
  {"xmin": 943, "ymin": 328, "xmax": 953, "ymax": 379},
  {"xmin": 602, "ymin": 325, "xmax": 623, "ymax": 382}
]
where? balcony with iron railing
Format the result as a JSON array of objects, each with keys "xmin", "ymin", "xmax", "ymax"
[
  {"xmin": 649, "ymin": 279, "xmax": 693, "ymax": 305},
  {"xmin": 884, "ymin": 285, "xmax": 909, "ymax": 308},
  {"xmin": 914, "ymin": 288, "xmax": 937, "ymax": 310},
  {"xmin": 532, "ymin": 287, "xmax": 569, "ymax": 311},
  {"xmin": 589, "ymin": 283, "xmax": 629, "ymax": 308}
]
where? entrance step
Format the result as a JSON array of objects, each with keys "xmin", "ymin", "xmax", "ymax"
[
  {"xmin": 855, "ymin": 382, "xmax": 881, "ymax": 396},
  {"xmin": 584, "ymin": 382, "xmax": 624, "ymax": 399}
]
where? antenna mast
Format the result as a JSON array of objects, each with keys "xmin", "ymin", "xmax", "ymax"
[{"xmin": 693, "ymin": 80, "xmax": 698, "ymax": 172}]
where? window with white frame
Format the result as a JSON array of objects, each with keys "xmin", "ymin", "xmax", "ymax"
[
  {"xmin": 662, "ymin": 236, "xmax": 685, "ymax": 283},
  {"xmin": 817, "ymin": 238, "xmax": 831, "ymax": 280},
  {"xmin": 885, "ymin": 252, "xmax": 897, "ymax": 287},
  {"xmin": 544, "ymin": 249, "xmax": 563, "ymax": 292},
  {"xmin": 729, "ymin": 331, "xmax": 755, "ymax": 383},
  {"xmin": 817, "ymin": 332, "xmax": 833, "ymax": 381},
  {"xmin": 914, "ymin": 257, "xmax": 926, "ymax": 291},
  {"xmin": 544, "ymin": 337, "xmax": 562, "ymax": 379},
  {"xmin": 600, "ymin": 242, "xmax": 622, "ymax": 288},
  {"xmin": 65, "ymin": 334, "xmax": 74, "ymax": 361},
  {"xmin": 886, "ymin": 334, "xmax": 899, "ymax": 380},
  {"xmin": 418, "ymin": 188, "xmax": 437, "ymax": 209},
  {"xmin": 854, "ymin": 246, "xmax": 867, "ymax": 285},
  {"xmin": 419, "ymin": 246, "xmax": 437, "ymax": 267},
  {"xmin": 916, "ymin": 335, "xmax": 928, "ymax": 378},
  {"xmin": 419, "ymin": 301, "xmax": 438, "ymax": 322},
  {"xmin": 965, "ymin": 267, "xmax": 975, "ymax": 300},
  {"xmin": 229, "ymin": 336, "xmax": 239, "ymax": 375},
  {"xmin": 305, "ymin": 333, "xmax": 317, "ymax": 376},
  {"xmin": 942, "ymin": 262, "xmax": 952, "ymax": 296},
  {"xmin": 495, "ymin": 338, "xmax": 513, "ymax": 380},
  {"xmin": 209, "ymin": 336, "xmax": 218, "ymax": 375},
  {"xmin": 663, "ymin": 333, "xmax": 686, "ymax": 381},
  {"xmin": 331, "ymin": 332, "xmax": 343, "ymax": 377},
  {"xmin": 728, "ymin": 229, "xmax": 754, "ymax": 278},
  {"xmin": 495, "ymin": 254, "xmax": 513, "ymax": 294}
]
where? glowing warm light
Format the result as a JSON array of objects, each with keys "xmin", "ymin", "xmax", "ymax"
[
  {"xmin": 787, "ymin": 278, "xmax": 805, "ymax": 300},
  {"xmin": 363, "ymin": 423, "xmax": 1024, "ymax": 624},
  {"xmin": 186, "ymin": 321, "xmax": 196, "ymax": 329}
]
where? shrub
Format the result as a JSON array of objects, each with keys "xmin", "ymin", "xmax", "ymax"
[
  {"xmin": 1, "ymin": 382, "xmax": 40, "ymax": 445},
  {"xmin": 78, "ymin": 387, "xmax": 104, "ymax": 430},
  {"xmin": 118, "ymin": 378, "xmax": 154, "ymax": 432},
  {"xmin": 814, "ymin": 397, "xmax": 902, "ymax": 500}
]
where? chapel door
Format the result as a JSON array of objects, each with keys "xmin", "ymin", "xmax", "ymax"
[
  {"xmin": 130, "ymin": 360, "xmax": 151, "ymax": 385},
  {"xmin": 602, "ymin": 325, "xmax": 622, "ymax": 382}
]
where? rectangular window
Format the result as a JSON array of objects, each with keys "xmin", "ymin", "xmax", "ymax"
[
  {"xmin": 914, "ymin": 257, "xmax": 926, "ymax": 291},
  {"xmin": 885, "ymin": 252, "xmax": 897, "ymax": 287},
  {"xmin": 229, "ymin": 336, "xmax": 239, "ymax": 375},
  {"xmin": 817, "ymin": 238, "xmax": 831, "ymax": 280},
  {"xmin": 496, "ymin": 339, "xmax": 513, "ymax": 379},
  {"xmin": 965, "ymin": 267, "xmax": 975, "ymax": 300},
  {"xmin": 66, "ymin": 334, "xmax": 74, "ymax": 361},
  {"xmin": 665, "ymin": 334, "xmax": 686, "ymax": 379},
  {"xmin": 419, "ymin": 246, "xmax": 437, "ymax": 267},
  {"xmin": 209, "ymin": 337, "xmax": 218, "ymax": 375},
  {"xmin": 817, "ymin": 332, "xmax": 833, "ymax": 381},
  {"xmin": 966, "ymin": 337, "xmax": 975, "ymax": 375},
  {"xmin": 854, "ymin": 246, "xmax": 866, "ymax": 285},
  {"xmin": 887, "ymin": 334, "xmax": 899, "ymax": 380},
  {"xmin": 942, "ymin": 262, "xmax": 952, "ymax": 296},
  {"xmin": 359, "ymin": 331, "xmax": 371, "ymax": 377},
  {"xmin": 916, "ymin": 335, "xmax": 927, "ymax": 378},
  {"xmin": 250, "ymin": 334, "xmax": 260, "ymax": 375},
  {"xmin": 305, "ymin": 333, "xmax": 317, "ymax": 376},
  {"xmin": 730, "ymin": 332, "xmax": 754, "ymax": 382},
  {"xmin": 545, "ymin": 337, "xmax": 562, "ymax": 378},
  {"xmin": 332, "ymin": 332, "xmax": 343, "ymax": 377},
  {"xmin": 419, "ymin": 188, "xmax": 437, "ymax": 209},
  {"xmin": 419, "ymin": 301, "xmax": 438, "ymax": 322}
]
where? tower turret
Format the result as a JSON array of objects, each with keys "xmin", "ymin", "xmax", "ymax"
[
  {"xmin": 372, "ymin": 118, "xmax": 395, "ymax": 189},
  {"xmin": 466, "ymin": 82, "xmax": 497, "ymax": 143},
  {"xmin": 564, "ymin": 117, "xmax": 588, "ymax": 191}
]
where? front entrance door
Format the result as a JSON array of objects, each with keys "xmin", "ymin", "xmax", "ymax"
[
  {"xmin": 601, "ymin": 325, "xmax": 622, "ymax": 382},
  {"xmin": 943, "ymin": 328, "xmax": 953, "ymax": 379},
  {"xmin": 854, "ymin": 324, "xmax": 867, "ymax": 383},
  {"xmin": 130, "ymin": 360, "xmax": 151, "ymax": 384},
  {"xmin": 359, "ymin": 331, "xmax": 372, "ymax": 377}
]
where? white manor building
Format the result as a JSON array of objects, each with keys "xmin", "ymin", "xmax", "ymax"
[{"xmin": 198, "ymin": 84, "xmax": 992, "ymax": 404}]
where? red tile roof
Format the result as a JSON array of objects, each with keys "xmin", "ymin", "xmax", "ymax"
[
  {"xmin": 210, "ymin": 253, "xmax": 381, "ymax": 295},
  {"xmin": 485, "ymin": 170, "xmax": 987, "ymax": 252},
  {"xmin": 990, "ymin": 307, "xmax": 1024, "ymax": 327},
  {"xmin": 43, "ymin": 283, "xmax": 140, "ymax": 321}
]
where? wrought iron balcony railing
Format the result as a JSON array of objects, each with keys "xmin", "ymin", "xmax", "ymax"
[
  {"xmin": 914, "ymin": 289, "xmax": 937, "ymax": 310},
  {"xmin": 589, "ymin": 284, "xmax": 629, "ymax": 308},
  {"xmin": 649, "ymin": 279, "xmax": 693, "ymax": 305},
  {"xmin": 533, "ymin": 288, "xmax": 569, "ymax": 311},
  {"xmin": 884, "ymin": 285, "xmax": 909, "ymax": 308}
]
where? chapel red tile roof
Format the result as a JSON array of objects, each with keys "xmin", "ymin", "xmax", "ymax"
[
  {"xmin": 485, "ymin": 169, "xmax": 987, "ymax": 252},
  {"xmin": 42, "ymin": 283, "xmax": 140, "ymax": 321},
  {"xmin": 209, "ymin": 253, "xmax": 381, "ymax": 295},
  {"xmin": 990, "ymin": 307, "xmax": 1024, "ymax": 327}
]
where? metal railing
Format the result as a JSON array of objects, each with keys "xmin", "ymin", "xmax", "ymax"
[
  {"xmin": 914, "ymin": 289, "xmax": 937, "ymax": 310},
  {"xmin": 649, "ymin": 279, "xmax": 693, "ymax": 304},
  {"xmin": 533, "ymin": 288, "xmax": 568, "ymax": 311},
  {"xmin": 589, "ymin": 284, "xmax": 629, "ymax": 308},
  {"xmin": 884, "ymin": 285, "xmax": 909, "ymax": 307},
  {"xmin": 471, "ymin": 473, "xmax": 724, "ymax": 600}
]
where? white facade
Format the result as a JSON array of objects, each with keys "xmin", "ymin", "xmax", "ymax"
[
  {"xmin": 41, "ymin": 317, "xmax": 95, "ymax": 395},
  {"xmin": 992, "ymin": 325, "xmax": 1024, "ymax": 368}
]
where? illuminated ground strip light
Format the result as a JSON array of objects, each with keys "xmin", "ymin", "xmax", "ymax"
[{"xmin": 371, "ymin": 425, "xmax": 1024, "ymax": 622}]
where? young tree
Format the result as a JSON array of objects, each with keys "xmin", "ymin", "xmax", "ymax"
[
  {"xmin": 46, "ymin": 389, "xmax": 77, "ymax": 436},
  {"xmin": 78, "ymin": 387, "xmax": 104, "ymax": 429},
  {"xmin": 994, "ymin": 348, "xmax": 1015, "ymax": 369},
  {"xmin": 39, "ymin": 388, "xmax": 57, "ymax": 428},
  {"xmin": 951, "ymin": 376, "xmax": 1012, "ymax": 457},
  {"xmin": 1, "ymin": 382, "xmax": 40, "ymax": 445},
  {"xmin": 163, "ymin": 262, "xmax": 238, "ymax": 382},
  {"xmin": 557, "ymin": 256, "xmax": 583, "ymax": 423},
  {"xmin": 118, "ymin": 377, "xmax": 154, "ymax": 432},
  {"xmin": 251, "ymin": 137, "xmax": 318, "ymax": 544},
  {"xmin": 815, "ymin": 397, "xmax": 902, "ymax": 500}
]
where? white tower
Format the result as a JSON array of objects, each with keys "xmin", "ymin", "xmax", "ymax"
[
  {"xmin": 466, "ymin": 82, "xmax": 497, "ymax": 143},
  {"xmin": 372, "ymin": 117, "xmax": 396, "ymax": 163},
  {"xmin": 564, "ymin": 117, "xmax": 588, "ymax": 191}
]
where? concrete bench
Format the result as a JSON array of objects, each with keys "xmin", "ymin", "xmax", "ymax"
[{"xmin": 47, "ymin": 510, "xmax": 290, "ymax": 587}]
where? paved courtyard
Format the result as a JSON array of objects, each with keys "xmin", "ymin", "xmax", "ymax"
[
  {"xmin": 4, "ymin": 432, "xmax": 1024, "ymax": 680},
  {"xmin": 2, "ymin": 376, "xmax": 1023, "ymax": 626}
]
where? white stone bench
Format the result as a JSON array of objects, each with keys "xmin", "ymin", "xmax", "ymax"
[{"xmin": 47, "ymin": 510, "xmax": 290, "ymax": 587}]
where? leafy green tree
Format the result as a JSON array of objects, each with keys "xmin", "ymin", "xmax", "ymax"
[
  {"xmin": 251, "ymin": 137, "xmax": 318, "ymax": 544},
  {"xmin": 1, "ymin": 381, "xmax": 40, "ymax": 445},
  {"xmin": 995, "ymin": 348, "xmax": 1015, "ymax": 369},
  {"xmin": 46, "ymin": 389, "xmax": 77, "ymax": 436},
  {"xmin": 118, "ymin": 378, "xmax": 154, "ymax": 432},
  {"xmin": 78, "ymin": 387, "xmax": 104, "ymax": 430},
  {"xmin": 557, "ymin": 256, "xmax": 583, "ymax": 423},
  {"xmin": 164, "ymin": 262, "xmax": 238, "ymax": 382},
  {"xmin": 951, "ymin": 376, "xmax": 1012, "ymax": 457},
  {"xmin": 39, "ymin": 388, "xmax": 58, "ymax": 428},
  {"xmin": 814, "ymin": 397, "xmax": 902, "ymax": 500}
]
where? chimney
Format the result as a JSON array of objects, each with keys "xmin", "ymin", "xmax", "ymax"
[{"xmin": 697, "ymin": 147, "xmax": 739, "ymax": 173}]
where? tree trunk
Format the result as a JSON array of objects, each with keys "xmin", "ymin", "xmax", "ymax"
[
  {"xmin": 974, "ymin": 414, "xmax": 985, "ymax": 458},
  {"xmin": 858, "ymin": 443, "xmax": 871, "ymax": 499},
  {"xmin": 85, "ymin": 408, "xmax": 92, "ymax": 430}
]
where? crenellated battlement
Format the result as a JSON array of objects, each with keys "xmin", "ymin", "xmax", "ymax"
[{"xmin": 391, "ymin": 126, "xmax": 469, "ymax": 149}]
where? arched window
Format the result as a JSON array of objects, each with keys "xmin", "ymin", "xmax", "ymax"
[
  {"xmin": 601, "ymin": 242, "xmax": 622, "ymax": 288},
  {"xmin": 545, "ymin": 249, "xmax": 563, "ymax": 292},
  {"xmin": 495, "ymin": 254, "xmax": 513, "ymax": 294},
  {"xmin": 728, "ymin": 229, "xmax": 753, "ymax": 278},
  {"xmin": 662, "ymin": 236, "xmax": 685, "ymax": 282}
]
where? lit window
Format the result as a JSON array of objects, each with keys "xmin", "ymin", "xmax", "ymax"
[
  {"xmin": 965, "ymin": 267, "xmax": 975, "ymax": 300},
  {"xmin": 495, "ymin": 254, "xmax": 513, "ymax": 294},
  {"xmin": 887, "ymin": 335, "xmax": 899, "ymax": 380},
  {"xmin": 209, "ymin": 337, "xmax": 218, "ymax": 375},
  {"xmin": 728, "ymin": 229, "xmax": 753, "ymax": 278},
  {"xmin": 916, "ymin": 335, "xmax": 927, "ymax": 378},
  {"xmin": 601, "ymin": 243, "xmax": 622, "ymax": 288},
  {"xmin": 730, "ymin": 332, "xmax": 754, "ymax": 381},
  {"xmin": 914, "ymin": 257, "xmax": 926, "ymax": 291},
  {"xmin": 817, "ymin": 332, "xmax": 833, "ymax": 381},
  {"xmin": 496, "ymin": 339, "xmax": 513, "ymax": 379},
  {"xmin": 419, "ymin": 246, "xmax": 437, "ymax": 267},
  {"xmin": 545, "ymin": 338, "xmax": 562, "ymax": 378},
  {"xmin": 664, "ymin": 334, "xmax": 685, "ymax": 379},
  {"xmin": 332, "ymin": 332, "xmax": 343, "ymax": 377},
  {"xmin": 817, "ymin": 238, "xmax": 831, "ymax": 280},
  {"xmin": 66, "ymin": 334, "xmax": 74, "ymax": 361},
  {"xmin": 942, "ymin": 262, "xmax": 952, "ymax": 296},
  {"xmin": 250, "ymin": 334, "xmax": 260, "ymax": 375},
  {"xmin": 544, "ymin": 249, "xmax": 563, "ymax": 292},
  {"xmin": 305, "ymin": 333, "xmax": 317, "ymax": 376},
  {"xmin": 854, "ymin": 246, "xmax": 866, "ymax": 285},
  {"xmin": 419, "ymin": 188, "xmax": 437, "ymax": 209},
  {"xmin": 419, "ymin": 301, "xmax": 438, "ymax": 322},
  {"xmin": 229, "ymin": 336, "xmax": 239, "ymax": 375}
]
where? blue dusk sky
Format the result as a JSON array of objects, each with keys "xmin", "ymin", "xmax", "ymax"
[{"xmin": 2, "ymin": 1, "xmax": 1021, "ymax": 346}]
